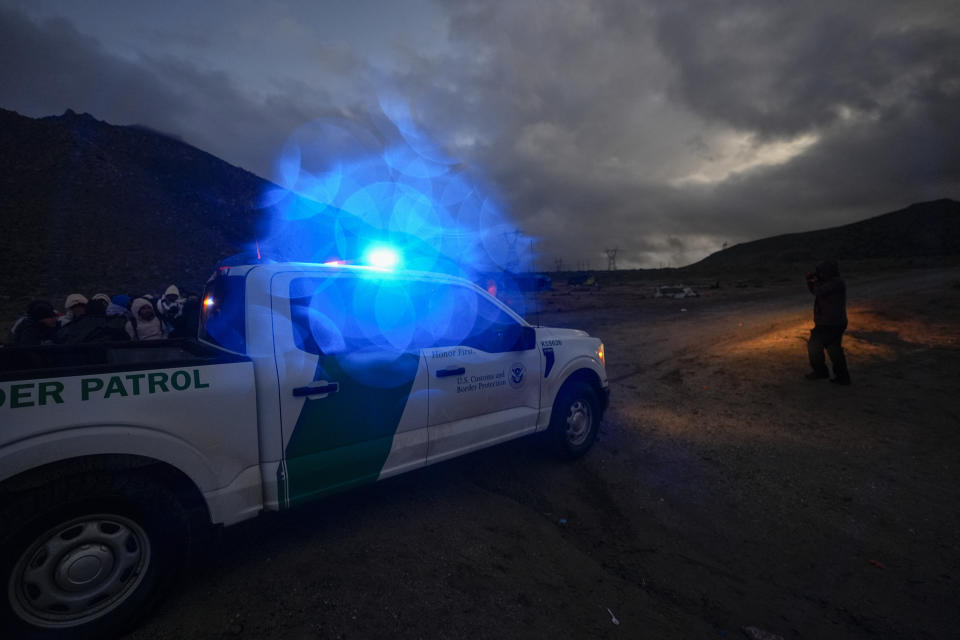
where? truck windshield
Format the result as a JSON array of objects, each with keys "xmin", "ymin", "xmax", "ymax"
[{"xmin": 201, "ymin": 273, "xmax": 246, "ymax": 354}]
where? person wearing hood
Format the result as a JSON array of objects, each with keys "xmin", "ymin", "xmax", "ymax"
[
  {"xmin": 805, "ymin": 260, "xmax": 851, "ymax": 385},
  {"xmin": 106, "ymin": 294, "xmax": 136, "ymax": 340},
  {"xmin": 157, "ymin": 285, "xmax": 183, "ymax": 332},
  {"xmin": 91, "ymin": 294, "xmax": 130, "ymax": 341},
  {"xmin": 56, "ymin": 294, "xmax": 109, "ymax": 344},
  {"xmin": 11, "ymin": 300, "xmax": 59, "ymax": 345},
  {"xmin": 87, "ymin": 293, "xmax": 110, "ymax": 316},
  {"xmin": 57, "ymin": 293, "xmax": 87, "ymax": 327},
  {"xmin": 169, "ymin": 291, "xmax": 202, "ymax": 339},
  {"xmin": 131, "ymin": 298, "xmax": 167, "ymax": 341}
]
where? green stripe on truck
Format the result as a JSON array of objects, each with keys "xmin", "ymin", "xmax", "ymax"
[{"xmin": 282, "ymin": 351, "xmax": 419, "ymax": 508}]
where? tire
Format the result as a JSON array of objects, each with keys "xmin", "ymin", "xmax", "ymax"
[
  {"xmin": 0, "ymin": 472, "xmax": 190, "ymax": 639},
  {"xmin": 549, "ymin": 381, "xmax": 600, "ymax": 459}
]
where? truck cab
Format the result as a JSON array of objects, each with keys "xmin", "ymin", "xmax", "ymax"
[{"xmin": 202, "ymin": 262, "xmax": 608, "ymax": 510}]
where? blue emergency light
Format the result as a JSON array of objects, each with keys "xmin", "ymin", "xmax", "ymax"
[{"xmin": 364, "ymin": 246, "xmax": 401, "ymax": 269}]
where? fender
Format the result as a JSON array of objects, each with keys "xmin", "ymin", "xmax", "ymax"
[
  {"xmin": 0, "ymin": 424, "xmax": 261, "ymax": 524},
  {"xmin": 538, "ymin": 355, "xmax": 607, "ymax": 430}
]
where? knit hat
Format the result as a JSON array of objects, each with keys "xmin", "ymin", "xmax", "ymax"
[
  {"xmin": 64, "ymin": 293, "xmax": 88, "ymax": 310},
  {"xmin": 111, "ymin": 294, "xmax": 132, "ymax": 308},
  {"xmin": 27, "ymin": 300, "xmax": 57, "ymax": 321},
  {"xmin": 164, "ymin": 285, "xmax": 180, "ymax": 297},
  {"xmin": 92, "ymin": 293, "xmax": 111, "ymax": 305}
]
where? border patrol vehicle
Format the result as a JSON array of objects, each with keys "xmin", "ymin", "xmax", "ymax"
[{"xmin": 0, "ymin": 261, "xmax": 608, "ymax": 638}]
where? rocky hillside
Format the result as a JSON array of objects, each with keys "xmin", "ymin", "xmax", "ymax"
[
  {"xmin": 687, "ymin": 199, "xmax": 960, "ymax": 273},
  {"xmin": 0, "ymin": 108, "xmax": 269, "ymax": 319}
]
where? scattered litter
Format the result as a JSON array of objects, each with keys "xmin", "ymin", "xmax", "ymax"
[
  {"xmin": 606, "ymin": 607, "xmax": 620, "ymax": 625},
  {"xmin": 742, "ymin": 626, "xmax": 784, "ymax": 640},
  {"xmin": 869, "ymin": 559, "xmax": 887, "ymax": 569},
  {"xmin": 558, "ymin": 518, "xmax": 568, "ymax": 526},
  {"xmin": 681, "ymin": 308, "xmax": 688, "ymax": 312}
]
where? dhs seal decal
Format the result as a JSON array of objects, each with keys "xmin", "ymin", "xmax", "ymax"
[{"xmin": 508, "ymin": 362, "xmax": 526, "ymax": 389}]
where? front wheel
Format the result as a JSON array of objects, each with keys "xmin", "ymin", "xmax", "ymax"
[
  {"xmin": 1, "ymin": 473, "xmax": 190, "ymax": 639},
  {"xmin": 549, "ymin": 381, "xmax": 600, "ymax": 459}
]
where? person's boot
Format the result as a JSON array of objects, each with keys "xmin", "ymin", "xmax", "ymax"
[
  {"xmin": 830, "ymin": 373, "xmax": 852, "ymax": 386},
  {"xmin": 805, "ymin": 369, "xmax": 829, "ymax": 380}
]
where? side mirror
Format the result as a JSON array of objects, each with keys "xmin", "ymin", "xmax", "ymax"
[
  {"xmin": 489, "ymin": 324, "xmax": 537, "ymax": 352},
  {"xmin": 517, "ymin": 325, "xmax": 536, "ymax": 351}
]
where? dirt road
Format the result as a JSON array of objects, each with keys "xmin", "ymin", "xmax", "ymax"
[{"xmin": 127, "ymin": 266, "xmax": 960, "ymax": 640}]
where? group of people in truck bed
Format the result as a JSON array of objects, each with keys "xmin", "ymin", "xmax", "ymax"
[{"xmin": 6, "ymin": 285, "xmax": 201, "ymax": 346}]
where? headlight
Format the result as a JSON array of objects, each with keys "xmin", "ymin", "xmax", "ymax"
[{"xmin": 597, "ymin": 343, "xmax": 605, "ymax": 366}]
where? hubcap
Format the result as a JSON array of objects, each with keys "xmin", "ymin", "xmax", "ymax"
[
  {"xmin": 9, "ymin": 514, "xmax": 150, "ymax": 628},
  {"xmin": 565, "ymin": 399, "xmax": 593, "ymax": 447}
]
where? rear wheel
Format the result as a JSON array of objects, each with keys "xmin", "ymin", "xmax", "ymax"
[
  {"xmin": 1, "ymin": 473, "xmax": 190, "ymax": 639},
  {"xmin": 549, "ymin": 381, "xmax": 600, "ymax": 459}
]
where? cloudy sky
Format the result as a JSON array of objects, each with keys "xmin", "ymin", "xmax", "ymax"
[{"xmin": 1, "ymin": 0, "xmax": 958, "ymax": 268}]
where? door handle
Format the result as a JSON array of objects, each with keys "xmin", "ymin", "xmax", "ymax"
[
  {"xmin": 436, "ymin": 367, "xmax": 465, "ymax": 378},
  {"xmin": 292, "ymin": 382, "xmax": 339, "ymax": 397}
]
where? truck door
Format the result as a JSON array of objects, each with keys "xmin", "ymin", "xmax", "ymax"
[
  {"xmin": 423, "ymin": 282, "xmax": 541, "ymax": 463},
  {"xmin": 271, "ymin": 272, "xmax": 429, "ymax": 508}
]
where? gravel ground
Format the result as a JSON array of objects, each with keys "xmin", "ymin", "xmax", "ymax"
[{"xmin": 126, "ymin": 266, "xmax": 960, "ymax": 640}]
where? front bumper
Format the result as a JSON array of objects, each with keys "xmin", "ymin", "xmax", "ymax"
[{"xmin": 599, "ymin": 385, "xmax": 610, "ymax": 419}]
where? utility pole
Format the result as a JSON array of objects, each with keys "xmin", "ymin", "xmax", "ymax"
[
  {"xmin": 554, "ymin": 258, "xmax": 563, "ymax": 272},
  {"xmin": 605, "ymin": 247, "xmax": 618, "ymax": 271},
  {"xmin": 502, "ymin": 229, "xmax": 521, "ymax": 273}
]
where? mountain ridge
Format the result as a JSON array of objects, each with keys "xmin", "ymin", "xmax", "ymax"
[{"xmin": 686, "ymin": 198, "xmax": 960, "ymax": 272}]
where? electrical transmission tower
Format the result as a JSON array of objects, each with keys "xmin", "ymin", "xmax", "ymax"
[
  {"xmin": 502, "ymin": 229, "xmax": 522, "ymax": 273},
  {"xmin": 605, "ymin": 247, "xmax": 618, "ymax": 271}
]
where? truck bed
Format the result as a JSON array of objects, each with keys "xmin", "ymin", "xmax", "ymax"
[{"xmin": 0, "ymin": 339, "xmax": 248, "ymax": 381}]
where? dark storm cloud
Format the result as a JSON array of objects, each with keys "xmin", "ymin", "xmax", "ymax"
[
  {"xmin": 404, "ymin": 0, "xmax": 960, "ymax": 267},
  {"xmin": 652, "ymin": 1, "xmax": 960, "ymax": 136},
  {"xmin": 1, "ymin": 1, "xmax": 958, "ymax": 268}
]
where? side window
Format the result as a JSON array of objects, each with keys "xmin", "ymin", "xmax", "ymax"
[
  {"xmin": 290, "ymin": 276, "xmax": 425, "ymax": 355},
  {"xmin": 290, "ymin": 277, "xmax": 351, "ymax": 355},
  {"xmin": 289, "ymin": 276, "xmax": 529, "ymax": 355},
  {"xmin": 423, "ymin": 283, "xmax": 527, "ymax": 353}
]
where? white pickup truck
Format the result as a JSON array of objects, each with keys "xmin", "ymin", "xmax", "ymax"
[{"xmin": 0, "ymin": 262, "xmax": 608, "ymax": 638}]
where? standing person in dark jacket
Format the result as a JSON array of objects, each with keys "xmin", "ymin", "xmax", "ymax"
[
  {"xmin": 805, "ymin": 260, "xmax": 851, "ymax": 385},
  {"xmin": 11, "ymin": 301, "xmax": 59, "ymax": 345}
]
